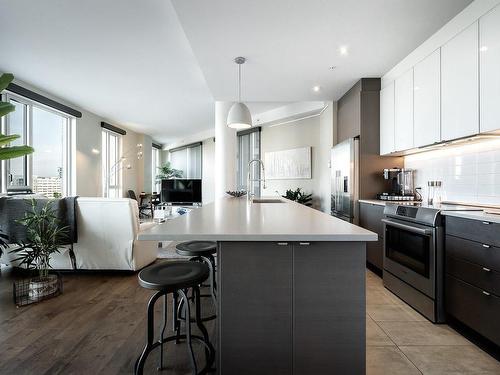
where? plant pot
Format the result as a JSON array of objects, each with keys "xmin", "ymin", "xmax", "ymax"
[{"xmin": 28, "ymin": 274, "xmax": 59, "ymax": 299}]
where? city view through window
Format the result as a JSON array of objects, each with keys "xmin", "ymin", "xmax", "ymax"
[{"xmin": 5, "ymin": 96, "xmax": 70, "ymax": 198}]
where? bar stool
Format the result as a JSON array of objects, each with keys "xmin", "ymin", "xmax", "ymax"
[
  {"xmin": 175, "ymin": 241, "xmax": 217, "ymax": 314},
  {"xmin": 135, "ymin": 261, "xmax": 215, "ymax": 375}
]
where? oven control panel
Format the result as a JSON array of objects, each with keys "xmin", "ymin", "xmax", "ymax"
[{"xmin": 396, "ymin": 205, "xmax": 418, "ymax": 218}]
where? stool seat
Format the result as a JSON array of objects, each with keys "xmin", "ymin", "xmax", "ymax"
[
  {"xmin": 176, "ymin": 240, "xmax": 217, "ymax": 257},
  {"xmin": 138, "ymin": 261, "xmax": 209, "ymax": 292}
]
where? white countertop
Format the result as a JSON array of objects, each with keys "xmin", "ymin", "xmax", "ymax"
[
  {"xmin": 358, "ymin": 199, "xmax": 500, "ymax": 224},
  {"xmin": 138, "ymin": 197, "xmax": 377, "ymax": 242},
  {"xmin": 441, "ymin": 210, "xmax": 500, "ymax": 224},
  {"xmin": 358, "ymin": 199, "xmax": 387, "ymax": 206}
]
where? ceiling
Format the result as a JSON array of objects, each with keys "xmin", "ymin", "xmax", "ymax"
[{"xmin": 0, "ymin": 0, "xmax": 472, "ymax": 144}]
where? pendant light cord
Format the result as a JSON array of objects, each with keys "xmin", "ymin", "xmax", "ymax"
[{"xmin": 238, "ymin": 63, "xmax": 242, "ymax": 102}]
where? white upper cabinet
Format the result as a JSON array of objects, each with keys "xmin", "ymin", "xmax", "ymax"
[
  {"xmin": 480, "ymin": 5, "xmax": 500, "ymax": 133},
  {"xmin": 441, "ymin": 21, "xmax": 479, "ymax": 141},
  {"xmin": 414, "ymin": 49, "xmax": 441, "ymax": 147},
  {"xmin": 380, "ymin": 82, "xmax": 395, "ymax": 155},
  {"xmin": 394, "ymin": 69, "xmax": 414, "ymax": 151}
]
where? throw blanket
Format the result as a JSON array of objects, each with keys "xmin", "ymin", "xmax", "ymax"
[{"xmin": 0, "ymin": 196, "xmax": 78, "ymax": 245}]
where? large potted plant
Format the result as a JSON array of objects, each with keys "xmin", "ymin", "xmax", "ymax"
[
  {"xmin": 11, "ymin": 199, "xmax": 68, "ymax": 302},
  {"xmin": 0, "ymin": 73, "xmax": 35, "ymax": 260},
  {"xmin": 156, "ymin": 161, "xmax": 183, "ymax": 181}
]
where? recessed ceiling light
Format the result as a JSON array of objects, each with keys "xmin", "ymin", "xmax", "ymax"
[
  {"xmin": 313, "ymin": 86, "xmax": 321, "ymax": 92},
  {"xmin": 480, "ymin": 45, "xmax": 489, "ymax": 52},
  {"xmin": 339, "ymin": 46, "xmax": 348, "ymax": 56}
]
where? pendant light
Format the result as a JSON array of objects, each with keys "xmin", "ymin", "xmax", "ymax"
[{"xmin": 227, "ymin": 56, "xmax": 252, "ymax": 129}]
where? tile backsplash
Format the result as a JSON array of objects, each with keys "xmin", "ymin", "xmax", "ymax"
[{"xmin": 404, "ymin": 139, "xmax": 500, "ymax": 206}]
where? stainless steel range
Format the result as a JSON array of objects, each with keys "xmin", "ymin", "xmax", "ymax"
[
  {"xmin": 382, "ymin": 204, "xmax": 445, "ymax": 322},
  {"xmin": 382, "ymin": 203, "xmax": 482, "ymax": 323}
]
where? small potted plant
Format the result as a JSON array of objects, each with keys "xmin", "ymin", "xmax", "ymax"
[
  {"xmin": 283, "ymin": 188, "xmax": 313, "ymax": 207},
  {"xmin": 11, "ymin": 199, "xmax": 68, "ymax": 303}
]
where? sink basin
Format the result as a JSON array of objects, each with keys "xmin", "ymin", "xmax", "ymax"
[{"xmin": 252, "ymin": 198, "xmax": 285, "ymax": 204}]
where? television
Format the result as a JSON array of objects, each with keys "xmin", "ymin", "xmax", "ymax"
[{"xmin": 161, "ymin": 179, "xmax": 202, "ymax": 205}]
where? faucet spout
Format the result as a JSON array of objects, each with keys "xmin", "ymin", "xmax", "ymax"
[{"xmin": 247, "ymin": 159, "xmax": 266, "ymax": 201}]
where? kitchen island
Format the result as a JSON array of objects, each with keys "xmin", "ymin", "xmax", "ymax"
[{"xmin": 139, "ymin": 197, "xmax": 377, "ymax": 375}]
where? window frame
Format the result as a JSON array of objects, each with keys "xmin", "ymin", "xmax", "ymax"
[
  {"xmin": 101, "ymin": 128, "xmax": 123, "ymax": 198},
  {"xmin": 151, "ymin": 146, "xmax": 161, "ymax": 193},
  {"xmin": 0, "ymin": 92, "xmax": 74, "ymax": 197}
]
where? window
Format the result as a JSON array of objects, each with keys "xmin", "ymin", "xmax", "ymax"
[
  {"xmin": 1, "ymin": 93, "xmax": 73, "ymax": 198},
  {"xmin": 237, "ymin": 127, "xmax": 261, "ymax": 195},
  {"xmin": 102, "ymin": 129, "xmax": 122, "ymax": 198},
  {"xmin": 169, "ymin": 143, "xmax": 202, "ymax": 179},
  {"xmin": 151, "ymin": 144, "xmax": 161, "ymax": 193}
]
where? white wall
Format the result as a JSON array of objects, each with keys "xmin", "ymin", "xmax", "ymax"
[
  {"xmin": 260, "ymin": 116, "xmax": 322, "ymax": 209},
  {"xmin": 318, "ymin": 102, "xmax": 335, "ymax": 213},
  {"xmin": 202, "ymin": 138, "xmax": 215, "ymax": 204},
  {"xmin": 4, "ymin": 77, "xmax": 152, "ymax": 197},
  {"xmin": 405, "ymin": 139, "xmax": 500, "ymax": 205}
]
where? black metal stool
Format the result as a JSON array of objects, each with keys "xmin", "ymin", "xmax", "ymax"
[
  {"xmin": 175, "ymin": 241, "xmax": 217, "ymax": 315},
  {"xmin": 135, "ymin": 261, "xmax": 215, "ymax": 375}
]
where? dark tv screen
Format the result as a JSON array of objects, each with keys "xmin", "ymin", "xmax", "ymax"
[{"xmin": 161, "ymin": 179, "xmax": 202, "ymax": 204}]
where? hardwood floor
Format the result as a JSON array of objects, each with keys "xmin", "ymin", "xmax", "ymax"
[
  {"xmin": 0, "ymin": 264, "xmax": 215, "ymax": 375},
  {"xmin": 0, "ymin": 264, "xmax": 499, "ymax": 374}
]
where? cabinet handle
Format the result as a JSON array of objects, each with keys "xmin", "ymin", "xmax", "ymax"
[
  {"xmin": 482, "ymin": 267, "xmax": 491, "ymax": 272},
  {"xmin": 482, "ymin": 291, "xmax": 491, "ymax": 296},
  {"xmin": 482, "ymin": 244, "xmax": 491, "ymax": 248},
  {"xmin": 482, "ymin": 221, "xmax": 491, "ymax": 225},
  {"xmin": 299, "ymin": 242, "xmax": 311, "ymax": 246},
  {"xmin": 277, "ymin": 242, "xmax": 288, "ymax": 246}
]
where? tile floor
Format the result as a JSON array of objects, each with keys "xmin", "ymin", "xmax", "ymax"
[{"xmin": 366, "ymin": 269, "xmax": 500, "ymax": 375}]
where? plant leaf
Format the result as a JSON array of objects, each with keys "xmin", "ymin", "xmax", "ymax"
[
  {"xmin": 0, "ymin": 102, "xmax": 15, "ymax": 118},
  {"xmin": 0, "ymin": 146, "xmax": 35, "ymax": 160},
  {"xmin": 0, "ymin": 73, "xmax": 14, "ymax": 92},
  {"xmin": 0, "ymin": 133, "xmax": 20, "ymax": 147}
]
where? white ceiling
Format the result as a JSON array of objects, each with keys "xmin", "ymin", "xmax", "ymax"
[
  {"xmin": 0, "ymin": 0, "xmax": 472, "ymax": 144},
  {"xmin": 0, "ymin": 0, "xmax": 213, "ymax": 144},
  {"xmin": 172, "ymin": 0, "xmax": 472, "ymax": 102}
]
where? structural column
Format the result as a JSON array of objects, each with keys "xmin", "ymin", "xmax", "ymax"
[{"xmin": 214, "ymin": 101, "xmax": 237, "ymax": 197}]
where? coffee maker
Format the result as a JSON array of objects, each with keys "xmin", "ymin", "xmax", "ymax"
[{"xmin": 379, "ymin": 168, "xmax": 415, "ymax": 201}]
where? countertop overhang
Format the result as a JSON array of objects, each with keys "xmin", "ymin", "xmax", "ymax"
[{"xmin": 138, "ymin": 197, "xmax": 377, "ymax": 242}]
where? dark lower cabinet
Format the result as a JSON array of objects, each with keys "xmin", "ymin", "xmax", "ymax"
[
  {"xmin": 218, "ymin": 241, "xmax": 366, "ymax": 375},
  {"xmin": 218, "ymin": 242, "xmax": 293, "ymax": 375},
  {"xmin": 445, "ymin": 274, "xmax": 500, "ymax": 346},
  {"xmin": 444, "ymin": 216, "xmax": 500, "ymax": 347},
  {"xmin": 359, "ymin": 202, "xmax": 384, "ymax": 270},
  {"xmin": 294, "ymin": 242, "xmax": 365, "ymax": 375}
]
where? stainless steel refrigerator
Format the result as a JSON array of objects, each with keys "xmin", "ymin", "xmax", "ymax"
[{"xmin": 331, "ymin": 138, "xmax": 359, "ymax": 224}]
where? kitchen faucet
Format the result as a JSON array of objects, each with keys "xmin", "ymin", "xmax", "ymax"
[{"xmin": 247, "ymin": 159, "xmax": 266, "ymax": 201}]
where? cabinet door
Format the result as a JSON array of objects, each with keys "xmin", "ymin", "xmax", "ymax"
[
  {"xmin": 218, "ymin": 242, "xmax": 292, "ymax": 375},
  {"xmin": 359, "ymin": 203, "xmax": 384, "ymax": 270},
  {"xmin": 414, "ymin": 49, "xmax": 441, "ymax": 147},
  {"xmin": 480, "ymin": 5, "xmax": 500, "ymax": 133},
  {"xmin": 380, "ymin": 83, "xmax": 395, "ymax": 155},
  {"xmin": 293, "ymin": 242, "xmax": 366, "ymax": 375},
  {"xmin": 394, "ymin": 69, "xmax": 414, "ymax": 151},
  {"xmin": 441, "ymin": 22, "xmax": 479, "ymax": 140}
]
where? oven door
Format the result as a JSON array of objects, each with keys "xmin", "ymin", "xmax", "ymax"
[{"xmin": 382, "ymin": 218, "xmax": 436, "ymax": 298}]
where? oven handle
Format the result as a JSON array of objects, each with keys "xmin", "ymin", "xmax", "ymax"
[{"xmin": 382, "ymin": 218, "xmax": 433, "ymax": 236}]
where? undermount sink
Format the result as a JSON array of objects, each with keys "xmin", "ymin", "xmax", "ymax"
[{"xmin": 252, "ymin": 198, "xmax": 285, "ymax": 203}]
